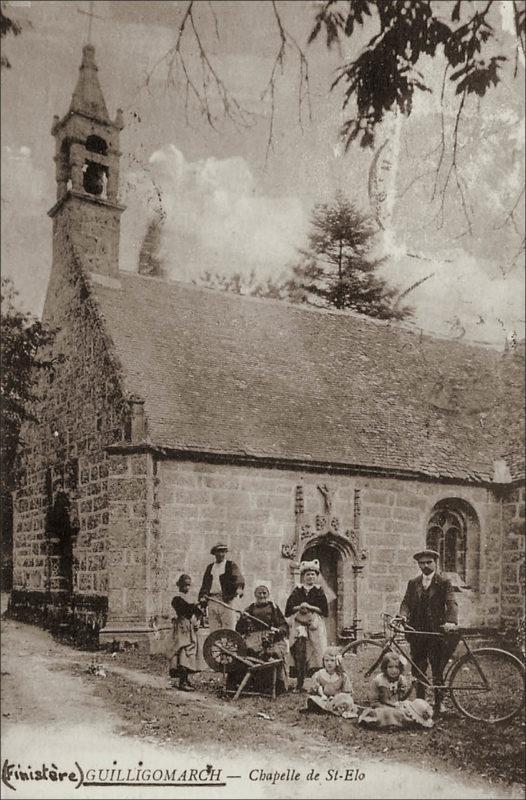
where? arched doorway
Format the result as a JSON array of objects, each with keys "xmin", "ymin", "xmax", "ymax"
[
  {"xmin": 302, "ymin": 541, "xmax": 340, "ymax": 645},
  {"xmin": 45, "ymin": 491, "xmax": 75, "ymax": 594}
]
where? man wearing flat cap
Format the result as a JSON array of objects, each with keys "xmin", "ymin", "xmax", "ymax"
[
  {"xmin": 198, "ymin": 543, "xmax": 245, "ymax": 631},
  {"xmin": 399, "ymin": 549, "xmax": 459, "ymax": 713}
]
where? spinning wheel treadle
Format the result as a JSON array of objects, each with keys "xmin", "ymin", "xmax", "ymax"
[{"xmin": 203, "ymin": 629, "xmax": 247, "ymax": 672}]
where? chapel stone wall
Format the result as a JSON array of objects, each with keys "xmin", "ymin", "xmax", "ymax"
[
  {"xmin": 153, "ymin": 459, "xmax": 502, "ymax": 639},
  {"xmin": 105, "ymin": 452, "xmax": 154, "ymax": 628},
  {"xmin": 10, "ymin": 234, "xmax": 131, "ymax": 639},
  {"xmin": 499, "ymin": 483, "xmax": 525, "ymax": 629}
]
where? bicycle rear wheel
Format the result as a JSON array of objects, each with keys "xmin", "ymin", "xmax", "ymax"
[
  {"xmin": 449, "ymin": 647, "xmax": 525, "ymax": 724},
  {"xmin": 341, "ymin": 639, "xmax": 385, "ymax": 706}
]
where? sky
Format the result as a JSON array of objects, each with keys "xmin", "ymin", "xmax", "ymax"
[{"xmin": 1, "ymin": 0, "xmax": 525, "ymax": 345}]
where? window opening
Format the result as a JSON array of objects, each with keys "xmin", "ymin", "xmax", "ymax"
[
  {"xmin": 83, "ymin": 160, "xmax": 108, "ymax": 197},
  {"xmin": 85, "ymin": 135, "xmax": 108, "ymax": 155},
  {"xmin": 427, "ymin": 508, "xmax": 467, "ymax": 580}
]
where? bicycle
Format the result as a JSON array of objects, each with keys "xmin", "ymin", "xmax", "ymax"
[{"xmin": 341, "ymin": 614, "xmax": 525, "ymax": 724}]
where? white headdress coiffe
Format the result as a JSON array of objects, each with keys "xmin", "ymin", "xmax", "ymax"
[
  {"xmin": 299, "ymin": 559, "xmax": 320, "ymax": 575},
  {"xmin": 297, "ymin": 558, "xmax": 336, "ymax": 602}
]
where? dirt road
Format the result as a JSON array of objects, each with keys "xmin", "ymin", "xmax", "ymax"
[{"xmin": 1, "ymin": 618, "xmax": 521, "ymax": 800}]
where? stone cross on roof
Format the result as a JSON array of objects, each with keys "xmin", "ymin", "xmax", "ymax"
[{"xmin": 77, "ymin": 1, "xmax": 105, "ymax": 45}]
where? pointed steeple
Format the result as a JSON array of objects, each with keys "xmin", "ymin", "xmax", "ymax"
[
  {"xmin": 49, "ymin": 44, "xmax": 125, "ymax": 277},
  {"xmin": 69, "ymin": 44, "xmax": 109, "ymax": 123}
]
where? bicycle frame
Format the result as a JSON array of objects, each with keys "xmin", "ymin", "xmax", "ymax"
[
  {"xmin": 361, "ymin": 632, "xmax": 438, "ymax": 689},
  {"xmin": 362, "ymin": 626, "xmax": 491, "ymax": 692},
  {"xmin": 343, "ymin": 617, "xmax": 526, "ymax": 723}
]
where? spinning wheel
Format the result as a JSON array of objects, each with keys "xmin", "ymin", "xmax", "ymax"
[
  {"xmin": 203, "ymin": 628, "xmax": 283, "ymax": 700},
  {"xmin": 203, "ymin": 629, "xmax": 247, "ymax": 672}
]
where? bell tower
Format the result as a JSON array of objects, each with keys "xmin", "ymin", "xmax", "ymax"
[{"xmin": 48, "ymin": 44, "xmax": 125, "ymax": 277}]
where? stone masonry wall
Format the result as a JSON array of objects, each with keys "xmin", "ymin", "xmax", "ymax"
[
  {"xmin": 62, "ymin": 196, "xmax": 121, "ymax": 278},
  {"xmin": 151, "ymin": 459, "xmax": 504, "ymax": 639},
  {"xmin": 500, "ymin": 483, "xmax": 525, "ymax": 627},
  {"xmin": 105, "ymin": 452, "xmax": 154, "ymax": 627},
  {"xmin": 11, "ymin": 230, "xmax": 130, "ymax": 633}
]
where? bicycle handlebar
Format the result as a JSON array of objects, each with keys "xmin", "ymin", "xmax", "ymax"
[
  {"xmin": 386, "ymin": 615, "xmax": 457, "ymax": 637},
  {"xmin": 388, "ymin": 615, "xmax": 412, "ymax": 632}
]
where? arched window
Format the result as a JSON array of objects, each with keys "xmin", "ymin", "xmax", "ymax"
[
  {"xmin": 427, "ymin": 507, "xmax": 467, "ymax": 580},
  {"xmin": 85, "ymin": 134, "xmax": 108, "ymax": 155}
]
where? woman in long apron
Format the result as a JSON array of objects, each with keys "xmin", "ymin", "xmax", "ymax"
[
  {"xmin": 169, "ymin": 574, "xmax": 205, "ymax": 691},
  {"xmin": 285, "ymin": 559, "xmax": 328, "ymax": 692}
]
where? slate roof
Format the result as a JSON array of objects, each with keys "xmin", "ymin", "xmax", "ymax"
[{"xmin": 91, "ymin": 272, "xmax": 525, "ymax": 483}]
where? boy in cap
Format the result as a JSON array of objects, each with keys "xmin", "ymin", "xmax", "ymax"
[
  {"xmin": 198, "ymin": 543, "xmax": 245, "ymax": 631},
  {"xmin": 399, "ymin": 549, "xmax": 459, "ymax": 713}
]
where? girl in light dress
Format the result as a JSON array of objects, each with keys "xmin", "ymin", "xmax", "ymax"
[
  {"xmin": 358, "ymin": 652, "xmax": 434, "ymax": 729},
  {"xmin": 306, "ymin": 646, "xmax": 358, "ymax": 718}
]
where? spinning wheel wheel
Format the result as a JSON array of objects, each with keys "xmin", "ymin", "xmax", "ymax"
[{"xmin": 203, "ymin": 629, "xmax": 247, "ymax": 672}]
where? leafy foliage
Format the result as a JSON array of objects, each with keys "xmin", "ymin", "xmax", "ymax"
[
  {"xmin": 309, "ymin": 0, "xmax": 522, "ymax": 148},
  {"xmin": 1, "ymin": 277, "xmax": 56, "ymax": 587},
  {"xmin": 286, "ymin": 193, "xmax": 412, "ymax": 320},
  {"xmin": 1, "ymin": 278, "xmax": 55, "ymax": 495},
  {"xmin": 0, "ymin": 1, "xmax": 22, "ymax": 69},
  {"xmin": 195, "ymin": 269, "xmax": 288, "ymax": 300}
]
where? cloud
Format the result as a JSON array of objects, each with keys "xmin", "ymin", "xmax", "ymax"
[
  {"xmin": 120, "ymin": 145, "xmax": 524, "ymax": 345},
  {"xmin": 1, "ymin": 146, "xmax": 51, "ymax": 314},
  {"xmin": 381, "ymin": 250, "xmax": 525, "ymax": 344},
  {"xmin": 139, "ymin": 145, "xmax": 308, "ymax": 282},
  {"xmin": 2, "ymin": 146, "xmax": 48, "ymax": 210}
]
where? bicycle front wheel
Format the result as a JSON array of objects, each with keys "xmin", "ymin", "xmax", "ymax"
[
  {"xmin": 449, "ymin": 647, "xmax": 525, "ymax": 724},
  {"xmin": 341, "ymin": 639, "xmax": 385, "ymax": 706}
]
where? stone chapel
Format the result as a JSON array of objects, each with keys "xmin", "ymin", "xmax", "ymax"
[{"xmin": 9, "ymin": 45, "xmax": 525, "ymax": 647}]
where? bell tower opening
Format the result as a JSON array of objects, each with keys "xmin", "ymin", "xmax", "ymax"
[
  {"xmin": 85, "ymin": 134, "xmax": 108, "ymax": 155},
  {"xmin": 83, "ymin": 160, "xmax": 108, "ymax": 197}
]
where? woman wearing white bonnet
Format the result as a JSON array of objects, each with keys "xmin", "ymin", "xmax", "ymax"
[
  {"xmin": 285, "ymin": 559, "xmax": 328, "ymax": 692},
  {"xmin": 235, "ymin": 583, "xmax": 290, "ymax": 693}
]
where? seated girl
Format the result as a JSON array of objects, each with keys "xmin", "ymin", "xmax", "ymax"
[
  {"xmin": 305, "ymin": 646, "xmax": 357, "ymax": 718},
  {"xmin": 358, "ymin": 652, "xmax": 434, "ymax": 729}
]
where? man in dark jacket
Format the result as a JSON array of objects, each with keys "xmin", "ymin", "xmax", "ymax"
[
  {"xmin": 399, "ymin": 549, "xmax": 459, "ymax": 712},
  {"xmin": 198, "ymin": 543, "xmax": 245, "ymax": 631}
]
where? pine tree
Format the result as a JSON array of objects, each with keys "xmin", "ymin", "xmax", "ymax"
[{"xmin": 286, "ymin": 193, "xmax": 412, "ymax": 321}]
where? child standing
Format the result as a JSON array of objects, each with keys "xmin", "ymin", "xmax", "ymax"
[
  {"xmin": 169, "ymin": 574, "xmax": 205, "ymax": 691},
  {"xmin": 306, "ymin": 646, "xmax": 357, "ymax": 718},
  {"xmin": 358, "ymin": 652, "xmax": 434, "ymax": 728},
  {"xmin": 285, "ymin": 559, "xmax": 328, "ymax": 692}
]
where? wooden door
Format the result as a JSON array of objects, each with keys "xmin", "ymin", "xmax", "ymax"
[{"xmin": 47, "ymin": 492, "xmax": 74, "ymax": 594}]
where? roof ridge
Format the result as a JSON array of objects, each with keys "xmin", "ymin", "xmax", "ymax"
[{"xmin": 116, "ymin": 269, "xmax": 504, "ymax": 353}]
